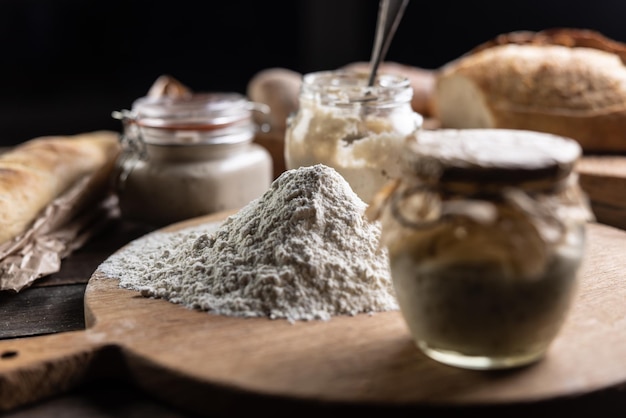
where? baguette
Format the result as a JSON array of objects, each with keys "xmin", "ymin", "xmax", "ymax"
[
  {"xmin": 0, "ymin": 130, "xmax": 120, "ymax": 245},
  {"xmin": 434, "ymin": 29, "xmax": 626, "ymax": 152}
]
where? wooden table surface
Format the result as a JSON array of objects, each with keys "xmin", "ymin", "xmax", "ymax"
[
  {"xmin": 2, "ymin": 213, "xmax": 626, "ymax": 418},
  {"xmin": 0, "ymin": 217, "xmax": 199, "ymax": 417}
]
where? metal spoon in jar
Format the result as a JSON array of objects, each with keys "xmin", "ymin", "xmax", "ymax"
[{"xmin": 367, "ymin": 0, "xmax": 410, "ymax": 87}]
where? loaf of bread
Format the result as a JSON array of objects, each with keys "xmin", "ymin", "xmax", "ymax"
[
  {"xmin": 247, "ymin": 67, "xmax": 302, "ymax": 132},
  {"xmin": 0, "ymin": 131, "xmax": 120, "ymax": 245},
  {"xmin": 434, "ymin": 28, "xmax": 626, "ymax": 152}
]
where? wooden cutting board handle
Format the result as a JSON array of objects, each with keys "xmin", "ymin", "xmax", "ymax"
[{"xmin": 0, "ymin": 328, "xmax": 106, "ymax": 410}]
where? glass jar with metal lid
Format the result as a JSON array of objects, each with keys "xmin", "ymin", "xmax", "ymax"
[
  {"xmin": 113, "ymin": 84, "xmax": 273, "ymax": 227},
  {"xmin": 368, "ymin": 128, "xmax": 594, "ymax": 370},
  {"xmin": 284, "ymin": 70, "xmax": 423, "ymax": 204}
]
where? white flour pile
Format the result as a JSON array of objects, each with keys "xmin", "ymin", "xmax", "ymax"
[{"xmin": 98, "ymin": 164, "xmax": 398, "ymax": 322}]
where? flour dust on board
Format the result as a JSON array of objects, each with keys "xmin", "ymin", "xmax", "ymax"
[{"xmin": 98, "ymin": 164, "xmax": 398, "ymax": 323}]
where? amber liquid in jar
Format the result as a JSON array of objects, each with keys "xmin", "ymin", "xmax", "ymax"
[{"xmin": 369, "ymin": 129, "xmax": 594, "ymax": 370}]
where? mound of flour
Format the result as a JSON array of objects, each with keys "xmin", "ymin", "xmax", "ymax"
[{"xmin": 98, "ymin": 164, "xmax": 397, "ymax": 322}]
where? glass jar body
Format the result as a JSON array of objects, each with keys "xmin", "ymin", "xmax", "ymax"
[
  {"xmin": 376, "ymin": 181, "xmax": 589, "ymax": 370},
  {"xmin": 284, "ymin": 70, "xmax": 423, "ymax": 203},
  {"xmin": 114, "ymin": 92, "xmax": 273, "ymax": 227},
  {"xmin": 117, "ymin": 140, "xmax": 272, "ymax": 227}
]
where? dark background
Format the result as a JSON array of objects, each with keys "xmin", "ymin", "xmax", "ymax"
[{"xmin": 1, "ymin": 0, "xmax": 626, "ymax": 145}]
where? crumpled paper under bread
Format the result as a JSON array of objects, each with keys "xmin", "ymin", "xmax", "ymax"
[{"xmin": 0, "ymin": 165, "xmax": 119, "ymax": 292}]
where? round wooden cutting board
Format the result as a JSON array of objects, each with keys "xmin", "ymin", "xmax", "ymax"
[{"xmin": 1, "ymin": 211, "xmax": 626, "ymax": 417}]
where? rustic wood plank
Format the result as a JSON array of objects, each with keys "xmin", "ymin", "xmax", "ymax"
[
  {"xmin": 577, "ymin": 155, "xmax": 626, "ymax": 230},
  {"xmin": 0, "ymin": 285, "xmax": 86, "ymax": 339},
  {"xmin": 588, "ymin": 202, "xmax": 626, "ymax": 231}
]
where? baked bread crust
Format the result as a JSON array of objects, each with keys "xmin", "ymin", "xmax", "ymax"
[
  {"xmin": 435, "ymin": 29, "xmax": 626, "ymax": 152},
  {"xmin": 0, "ymin": 131, "xmax": 120, "ymax": 245}
]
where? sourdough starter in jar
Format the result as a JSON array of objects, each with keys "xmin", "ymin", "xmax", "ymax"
[
  {"xmin": 368, "ymin": 129, "xmax": 594, "ymax": 370},
  {"xmin": 285, "ymin": 70, "xmax": 423, "ymax": 204},
  {"xmin": 114, "ymin": 83, "xmax": 272, "ymax": 227}
]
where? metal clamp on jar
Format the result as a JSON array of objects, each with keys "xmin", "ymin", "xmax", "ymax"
[
  {"xmin": 112, "ymin": 76, "xmax": 273, "ymax": 227},
  {"xmin": 368, "ymin": 128, "xmax": 594, "ymax": 370}
]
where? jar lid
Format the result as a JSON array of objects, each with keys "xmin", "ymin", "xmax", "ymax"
[
  {"xmin": 131, "ymin": 92, "xmax": 253, "ymax": 130},
  {"xmin": 406, "ymin": 129, "xmax": 582, "ymax": 188}
]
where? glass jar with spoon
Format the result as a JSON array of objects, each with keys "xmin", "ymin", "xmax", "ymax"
[
  {"xmin": 284, "ymin": 0, "xmax": 415, "ymax": 204},
  {"xmin": 284, "ymin": 70, "xmax": 423, "ymax": 204}
]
